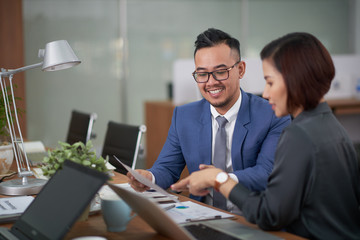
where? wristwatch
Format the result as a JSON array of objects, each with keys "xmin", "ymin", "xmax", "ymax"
[{"xmin": 214, "ymin": 172, "xmax": 229, "ymax": 192}]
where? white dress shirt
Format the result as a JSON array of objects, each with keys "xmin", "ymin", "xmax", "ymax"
[
  {"xmin": 206, "ymin": 92, "xmax": 242, "ymax": 214},
  {"xmin": 210, "ymin": 92, "xmax": 242, "ymax": 179}
]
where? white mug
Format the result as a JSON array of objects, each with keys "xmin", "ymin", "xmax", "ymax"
[{"xmin": 100, "ymin": 194, "xmax": 135, "ymax": 232}]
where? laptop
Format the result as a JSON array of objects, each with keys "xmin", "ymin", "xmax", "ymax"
[
  {"xmin": 108, "ymin": 183, "xmax": 282, "ymax": 240},
  {"xmin": 0, "ymin": 160, "xmax": 109, "ymax": 240}
]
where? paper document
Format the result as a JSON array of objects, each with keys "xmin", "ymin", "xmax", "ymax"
[
  {"xmin": 113, "ymin": 156, "xmax": 180, "ymax": 203},
  {"xmin": 99, "ymin": 182, "xmax": 178, "ymax": 206},
  {"xmin": 19, "ymin": 141, "xmax": 46, "ymax": 153},
  {"xmin": 0, "ymin": 196, "xmax": 34, "ymax": 221},
  {"xmin": 165, "ymin": 201, "xmax": 234, "ymax": 224}
]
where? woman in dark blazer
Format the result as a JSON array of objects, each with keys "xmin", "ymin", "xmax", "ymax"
[{"xmin": 172, "ymin": 32, "xmax": 360, "ymax": 240}]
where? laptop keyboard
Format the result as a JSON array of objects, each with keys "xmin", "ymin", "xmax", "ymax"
[{"xmin": 184, "ymin": 223, "xmax": 242, "ymax": 240}]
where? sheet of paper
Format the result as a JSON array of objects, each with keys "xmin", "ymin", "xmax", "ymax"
[
  {"xmin": 165, "ymin": 201, "xmax": 234, "ymax": 224},
  {"xmin": 0, "ymin": 196, "xmax": 34, "ymax": 216},
  {"xmin": 19, "ymin": 141, "xmax": 46, "ymax": 153},
  {"xmin": 32, "ymin": 168, "xmax": 48, "ymax": 180},
  {"xmin": 113, "ymin": 156, "xmax": 180, "ymax": 203},
  {"xmin": 99, "ymin": 183, "xmax": 178, "ymax": 205}
]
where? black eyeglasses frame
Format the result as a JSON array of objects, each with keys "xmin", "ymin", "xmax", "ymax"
[{"xmin": 192, "ymin": 60, "xmax": 241, "ymax": 83}]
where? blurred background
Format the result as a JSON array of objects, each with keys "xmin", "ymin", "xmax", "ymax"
[{"xmin": 2, "ymin": 0, "xmax": 360, "ymax": 167}]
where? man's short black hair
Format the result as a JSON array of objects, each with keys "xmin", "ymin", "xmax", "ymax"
[{"xmin": 194, "ymin": 28, "xmax": 241, "ymax": 60}]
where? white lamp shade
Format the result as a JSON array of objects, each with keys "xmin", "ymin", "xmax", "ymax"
[{"xmin": 41, "ymin": 40, "xmax": 81, "ymax": 71}]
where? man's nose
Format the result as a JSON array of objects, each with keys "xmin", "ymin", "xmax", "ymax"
[{"xmin": 207, "ymin": 73, "xmax": 218, "ymax": 84}]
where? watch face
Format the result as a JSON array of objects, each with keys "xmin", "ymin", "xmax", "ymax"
[{"xmin": 216, "ymin": 172, "xmax": 228, "ymax": 183}]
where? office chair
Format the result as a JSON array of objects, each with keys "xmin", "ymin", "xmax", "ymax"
[
  {"xmin": 66, "ymin": 110, "xmax": 97, "ymax": 145},
  {"xmin": 101, "ymin": 121, "xmax": 146, "ymax": 175}
]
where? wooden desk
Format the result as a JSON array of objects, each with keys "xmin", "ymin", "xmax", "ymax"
[
  {"xmin": 65, "ymin": 173, "xmax": 304, "ymax": 239},
  {"xmin": 0, "ymin": 172, "xmax": 305, "ymax": 239}
]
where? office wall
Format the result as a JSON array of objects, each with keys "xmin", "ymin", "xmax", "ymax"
[
  {"xmin": 355, "ymin": 0, "xmax": 360, "ymax": 53},
  {"xmin": 23, "ymin": 0, "xmax": 122, "ymax": 150},
  {"xmin": 249, "ymin": 0, "xmax": 353, "ymax": 55},
  {"xmin": 23, "ymin": 0, "xmax": 358, "ymax": 151}
]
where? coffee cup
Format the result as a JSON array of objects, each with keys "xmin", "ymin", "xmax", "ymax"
[{"xmin": 100, "ymin": 194, "xmax": 135, "ymax": 232}]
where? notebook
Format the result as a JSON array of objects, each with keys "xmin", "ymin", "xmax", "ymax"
[
  {"xmin": 107, "ymin": 183, "xmax": 282, "ymax": 240},
  {"xmin": 0, "ymin": 196, "xmax": 34, "ymax": 224},
  {"xmin": 0, "ymin": 160, "xmax": 109, "ymax": 240}
]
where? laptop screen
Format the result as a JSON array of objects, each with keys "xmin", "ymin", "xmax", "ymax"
[{"xmin": 11, "ymin": 160, "xmax": 109, "ymax": 240}]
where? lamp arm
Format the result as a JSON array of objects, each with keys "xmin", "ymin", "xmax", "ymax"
[{"xmin": 0, "ymin": 62, "xmax": 43, "ymax": 77}]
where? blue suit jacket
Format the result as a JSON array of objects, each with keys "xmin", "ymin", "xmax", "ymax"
[{"xmin": 149, "ymin": 89, "xmax": 291, "ymax": 200}]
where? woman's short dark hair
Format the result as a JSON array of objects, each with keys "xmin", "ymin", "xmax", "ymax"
[
  {"xmin": 260, "ymin": 32, "xmax": 335, "ymax": 112},
  {"xmin": 194, "ymin": 28, "xmax": 241, "ymax": 60}
]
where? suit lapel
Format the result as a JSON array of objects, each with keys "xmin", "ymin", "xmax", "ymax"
[{"xmin": 232, "ymin": 89, "xmax": 250, "ymax": 170}]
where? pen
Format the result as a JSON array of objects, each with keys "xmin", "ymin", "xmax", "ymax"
[
  {"xmin": 185, "ymin": 215, "xmax": 222, "ymax": 222},
  {"xmin": 162, "ymin": 204, "xmax": 176, "ymax": 211}
]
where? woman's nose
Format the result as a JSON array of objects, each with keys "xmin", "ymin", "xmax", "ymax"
[{"xmin": 262, "ymin": 86, "xmax": 269, "ymax": 99}]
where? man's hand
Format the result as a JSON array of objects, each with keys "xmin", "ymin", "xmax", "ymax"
[
  {"xmin": 198, "ymin": 164, "xmax": 215, "ymax": 170},
  {"xmin": 171, "ymin": 167, "xmax": 222, "ymax": 196},
  {"xmin": 127, "ymin": 169, "xmax": 153, "ymax": 192}
]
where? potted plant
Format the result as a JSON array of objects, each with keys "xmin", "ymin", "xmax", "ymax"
[
  {"xmin": 41, "ymin": 141, "xmax": 110, "ymax": 177},
  {"xmin": 0, "ymin": 84, "xmax": 23, "ymax": 139},
  {"xmin": 41, "ymin": 140, "xmax": 111, "ymax": 221},
  {"xmin": 0, "ymin": 85, "xmax": 23, "ymax": 175},
  {"xmin": 0, "ymin": 142, "xmax": 13, "ymax": 175}
]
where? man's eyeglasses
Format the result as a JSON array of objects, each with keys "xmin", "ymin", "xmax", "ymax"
[{"xmin": 192, "ymin": 60, "xmax": 240, "ymax": 83}]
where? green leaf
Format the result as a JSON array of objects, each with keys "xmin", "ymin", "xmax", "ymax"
[
  {"xmin": 82, "ymin": 160, "xmax": 91, "ymax": 166},
  {"xmin": 43, "ymin": 140, "xmax": 109, "ymax": 177}
]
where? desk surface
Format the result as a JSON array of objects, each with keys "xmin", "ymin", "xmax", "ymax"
[{"xmin": 0, "ymin": 172, "xmax": 306, "ymax": 240}]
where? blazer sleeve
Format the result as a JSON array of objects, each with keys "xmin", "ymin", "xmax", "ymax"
[{"xmin": 148, "ymin": 107, "xmax": 186, "ymax": 189}]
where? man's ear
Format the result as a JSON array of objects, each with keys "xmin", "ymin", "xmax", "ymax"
[{"xmin": 238, "ymin": 61, "xmax": 246, "ymax": 79}]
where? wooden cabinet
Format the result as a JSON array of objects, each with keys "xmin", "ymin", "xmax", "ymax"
[
  {"xmin": 144, "ymin": 98, "xmax": 360, "ymax": 180},
  {"xmin": 144, "ymin": 101, "xmax": 189, "ymax": 180},
  {"xmin": 326, "ymin": 98, "xmax": 360, "ymax": 115},
  {"xmin": 145, "ymin": 101, "xmax": 175, "ymax": 169}
]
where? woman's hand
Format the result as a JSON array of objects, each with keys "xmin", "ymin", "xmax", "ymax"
[{"xmin": 171, "ymin": 164, "xmax": 238, "ymax": 198}]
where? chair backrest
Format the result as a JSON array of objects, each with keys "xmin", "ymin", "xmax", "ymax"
[
  {"xmin": 101, "ymin": 121, "xmax": 146, "ymax": 174},
  {"xmin": 66, "ymin": 110, "xmax": 97, "ymax": 145}
]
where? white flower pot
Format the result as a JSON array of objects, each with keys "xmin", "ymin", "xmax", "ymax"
[{"xmin": 0, "ymin": 144, "xmax": 14, "ymax": 175}]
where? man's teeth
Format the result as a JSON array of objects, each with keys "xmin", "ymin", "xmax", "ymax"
[{"xmin": 209, "ymin": 89, "xmax": 222, "ymax": 94}]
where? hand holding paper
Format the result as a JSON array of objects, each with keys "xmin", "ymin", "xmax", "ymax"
[
  {"xmin": 127, "ymin": 169, "xmax": 152, "ymax": 192},
  {"xmin": 113, "ymin": 156, "xmax": 180, "ymax": 203}
]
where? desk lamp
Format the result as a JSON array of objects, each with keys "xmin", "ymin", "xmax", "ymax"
[{"xmin": 0, "ymin": 40, "xmax": 81, "ymax": 195}]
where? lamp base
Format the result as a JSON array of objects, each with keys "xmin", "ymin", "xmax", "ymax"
[{"xmin": 0, "ymin": 178, "xmax": 47, "ymax": 195}]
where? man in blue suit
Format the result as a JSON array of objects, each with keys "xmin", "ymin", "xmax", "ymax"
[{"xmin": 128, "ymin": 28, "xmax": 290, "ymax": 212}]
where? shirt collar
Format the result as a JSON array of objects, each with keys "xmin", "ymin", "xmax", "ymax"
[{"xmin": 210, "ymin": 90, "xmax": 242, "ymax": 122}]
